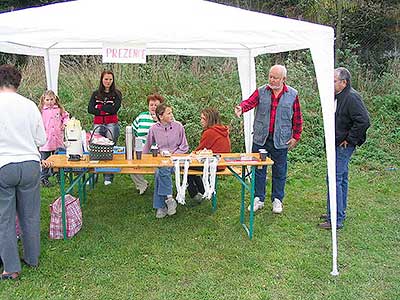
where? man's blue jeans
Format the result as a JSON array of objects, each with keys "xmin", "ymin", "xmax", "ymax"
[
  {"xmin": 326, "ymin": 145, "xmax": 355, "ymax": 226},
  {"xmin": 252, "ymin": 136, "xmax": 288, "ymax": 203},
  {"xmin": 153, "ymin": 167, "xmax": 174, "ymax": 209}
]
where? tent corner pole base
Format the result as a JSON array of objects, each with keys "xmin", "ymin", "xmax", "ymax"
[{"xmin": 330, "ymin": 270, "xmax": 339, "ymax": 276}]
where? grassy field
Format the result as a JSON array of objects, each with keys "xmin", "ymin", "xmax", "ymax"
[
  {"xmin": 1, "ymin": 162, "xmax": 398, "ymax": 300},
  {"xmin": 2, "ymin": 54, "xmax": 398, "ymax": 299}
]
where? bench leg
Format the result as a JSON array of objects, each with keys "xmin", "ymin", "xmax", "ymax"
[{"xmin": 212, "ymin": 176, "xmax": 218, "ymax": 212}]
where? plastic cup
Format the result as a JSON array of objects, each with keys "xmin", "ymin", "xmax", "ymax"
[
  {"xmin": 135, "ymin": 138, "xmax": 143, "ymax": 151},
  {"xmin": 259, "ymin": 149, "xmax": 268, "ymax": 161},
  {"xmin": 135, "ymin": 138, "xmax": 143, "ymax": 160},
  {"xmin": 151, "ymin": 146, "xmax": 158, "ymax": 157}
]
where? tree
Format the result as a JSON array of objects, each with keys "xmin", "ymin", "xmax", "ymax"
[
  {"xmin": 208, "ymin": 0, "xmax": 399, "ymax": 70},
  {"xmin": 0, "ymin": 0, "xmax": 71, "ymax": 12}
]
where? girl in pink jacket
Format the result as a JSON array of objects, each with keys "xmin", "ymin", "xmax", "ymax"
[{"xmin": 38, "ymin": 90, "xmax": 69, "ymax": 187}]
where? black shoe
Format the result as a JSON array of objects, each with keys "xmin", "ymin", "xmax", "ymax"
[
  {"xmin": 41, "ymin": 178, "xmax": 52, "ymax": 188},
  {"xmin": 318, "ymin": 221, "xmax": 343, "ymax": 230},
  {"xmin": 320, "ymin": 213, "xmax": 328, "ymax": 220}
]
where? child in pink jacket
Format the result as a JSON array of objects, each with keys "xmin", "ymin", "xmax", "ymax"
[{"xmin": 38, "ymin": 90, "xmax": 69, "ymax": 187}]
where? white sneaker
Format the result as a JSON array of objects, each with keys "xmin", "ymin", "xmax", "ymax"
[
  {"xmin": 156, "ymin": 207, "xmax": 168, "ymax": 219},
  {"xmin": 248, "ymin": 197, "xmax": 264, "ymax": 212},
  {"xmin": 272, "ymin": 198, "xmax": 283, "ymax": 214},
  {"xmin": 104, "ymin": 180, "xmax": 112, "ymax": 186},
  {"xmin": 138, "ymin": 182, "xmax": 148, "ymax": 195},
  {"xmin": 165, "ymin": 197, "xmax": 177, "ymax": 216}
]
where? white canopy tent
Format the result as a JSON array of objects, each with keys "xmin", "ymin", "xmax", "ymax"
[{"xmin": 0, "ymin": 0, "xmax": 340, "ymax": 275}]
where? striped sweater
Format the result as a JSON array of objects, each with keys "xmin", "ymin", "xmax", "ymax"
[{"xmin": 132, "ymin": 111, "xmax": 156, "ymax": 144}]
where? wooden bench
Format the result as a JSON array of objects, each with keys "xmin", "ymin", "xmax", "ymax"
[
  {"xmin": 93, "ymin": 166, "xmax": 242, "ymax": 175},
  {"xmin": 84, "ymin": 166, "xmax": 244, "ymax": 211}
]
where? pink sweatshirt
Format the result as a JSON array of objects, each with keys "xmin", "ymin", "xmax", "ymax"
[
  {"xmin": 39, "ymin": 105, "xmax": 70, "ymax": 151},
  {"xmin": 143, "ymin": 121, "xmax": 189, "ymax": 154}
]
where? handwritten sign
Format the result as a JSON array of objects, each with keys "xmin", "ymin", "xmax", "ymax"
[{"xmin": 102, "ymin": 43, "xmax": 146, "ymax": 64}]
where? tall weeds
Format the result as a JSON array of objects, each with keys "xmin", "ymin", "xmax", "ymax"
[{"xmin": 16, "ymin": 54, "xmax": 400, "ymax": 165}]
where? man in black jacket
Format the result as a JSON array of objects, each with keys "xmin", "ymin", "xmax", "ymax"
[{"xmin": 319, "ymin": 67, "xmax": 370, "ymax": 229}]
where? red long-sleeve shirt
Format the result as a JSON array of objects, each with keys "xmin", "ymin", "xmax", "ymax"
[{"xmin": 240, "ymin": 84, "xmax": 303, "ymax": 140}]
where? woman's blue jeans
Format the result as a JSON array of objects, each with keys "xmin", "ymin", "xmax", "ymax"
[
  {"xmin": 252, "ymin": 136, "xmax": 288, "ymax": 203},
  {"xmin": 153, "ymin": 167, "xmax": 174, "ymax": 209},
  {"xmin": 93, "ymin": 123, "xmax": 120, "ymax": 182},
  {"xmin": 326, "ymin": 145, "xmax": 355, "ymax": 226}
]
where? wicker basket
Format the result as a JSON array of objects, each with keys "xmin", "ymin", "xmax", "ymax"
[{"xmin": 88, "ymin": 125, "xmax": 115, "ymax": 160}]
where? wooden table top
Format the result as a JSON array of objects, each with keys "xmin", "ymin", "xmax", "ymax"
[{"xmin": 48, "ymin": 153, "xmax": 274, "ymax": 168}]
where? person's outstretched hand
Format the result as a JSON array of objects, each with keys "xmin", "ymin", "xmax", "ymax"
[{"xmin": 234, "ymin": 105, "xmax": 243, "ymax": 117}]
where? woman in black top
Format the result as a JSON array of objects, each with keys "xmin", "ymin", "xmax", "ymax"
[{"xmin": 88, "ymin": 70, "xmax": 122, "ymax": 185}]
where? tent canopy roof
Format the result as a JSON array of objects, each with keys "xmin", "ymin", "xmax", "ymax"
[{"xmin": 0, "ymin": 0, "xmax": 333, "ymax": 57}]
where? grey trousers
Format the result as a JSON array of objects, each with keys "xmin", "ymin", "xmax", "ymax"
[
  {"xmin": 130, "ymin": 174, "xmax": 148, "ymax": 188},
  {"xmin": 0, "ymin": 160, "xmax": 41, "ymax": 273}
]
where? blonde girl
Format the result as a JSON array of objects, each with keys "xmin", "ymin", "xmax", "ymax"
[{"xmin": 38, "ymin": 90, "xmax": 69, "ymax": 187}]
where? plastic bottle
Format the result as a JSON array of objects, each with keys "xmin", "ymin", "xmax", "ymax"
[{"xmin": 125, "ymin": 126, "xmax": 133, "ymax": 160}]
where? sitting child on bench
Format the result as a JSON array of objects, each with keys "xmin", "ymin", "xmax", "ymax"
[
  {"xmin": 143, "ymin": 103, "xmax": 189, "ymax": 218},
  {"xmin": 188, "ymin": 108, "xmax": 231, "ymax": 203}
]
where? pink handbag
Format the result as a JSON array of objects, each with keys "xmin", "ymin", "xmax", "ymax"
[{"xmin": 49, "ymin": 194, "xmax": 82, "ymax": 239}]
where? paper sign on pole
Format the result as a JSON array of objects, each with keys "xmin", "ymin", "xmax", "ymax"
[{"xmin": 102, "ymin": 43, "xmax": 146, "ymax": 64}]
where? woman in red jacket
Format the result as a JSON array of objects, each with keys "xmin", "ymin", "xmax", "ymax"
[{"xmin": 188, "ymin": 108, "xmax": 231, "ymax": 202}]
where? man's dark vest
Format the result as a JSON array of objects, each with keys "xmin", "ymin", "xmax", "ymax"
[{"xmin": 253, "ymin": 85, "xmax": 298, "ymax": 149}]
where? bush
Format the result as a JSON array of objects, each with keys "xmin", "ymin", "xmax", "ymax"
[{"xmin": 14, "ymin": 54, "xmax": 400, "ymax": 165}]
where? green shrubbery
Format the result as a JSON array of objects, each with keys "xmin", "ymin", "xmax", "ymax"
[{"xmin": 17, "ymin": 54, "xmax": 400, "ymax": 165}]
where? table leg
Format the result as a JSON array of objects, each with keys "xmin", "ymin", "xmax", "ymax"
[
  {"xmin": 228, "ymin": 166, "xmax": 255, "ymax": 239},
  {"xmin": 82, "ymin": 173, "xmax": 87, "ymax": 206},
  {"xmin": 89, "ymin": 173, "xmax": 96, "ymax": 188},
  {"xmin": 240, "ymin": 166, "xmax": 246, "ymax": 224},
  {"xmin": 78, "ymin": 173, "xmax": 84, "ymax": 207},
  {"xmin": 248, "ymin": 166, "xmax": 256, "ymax": 240},
  {"xmin": 60, "ymin": 168, "xmax": 67, "ymax": 240}
]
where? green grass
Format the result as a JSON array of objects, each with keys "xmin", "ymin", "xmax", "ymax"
[
  {"xmin": 1, "ymin": 161, "xmax": 399, "ymax": 300},
  {"xmin": 2, "ymin": 46, "xmax": 398, "ymax": 299}
]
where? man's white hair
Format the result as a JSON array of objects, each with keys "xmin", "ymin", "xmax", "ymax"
[{"xmin": 271, "ymin": 64, "xmax": 287, "ymax": 78}]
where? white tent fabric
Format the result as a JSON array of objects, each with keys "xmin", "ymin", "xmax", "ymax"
[{"xmin": 0, "ymin": 0, "xmax": 339, "ymax": 275}]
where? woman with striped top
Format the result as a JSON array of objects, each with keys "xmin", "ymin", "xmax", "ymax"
[{"xmin": 131, "ymin": 93, "xmax": 165, "ymax": 194}]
